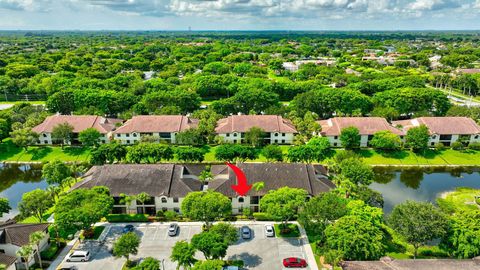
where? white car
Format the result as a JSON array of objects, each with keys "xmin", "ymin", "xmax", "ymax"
[
  {"xmin": 66, "ymin": 250, "xmax": 90, "ymax": 262},
  {"xmin": 265, "ymin": 224, "xmax": 275, "ymax": 237}
]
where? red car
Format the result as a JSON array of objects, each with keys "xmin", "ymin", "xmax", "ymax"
[{"xmin": 283, "ymin": 257, "xmax": 308, "ymax": 268}]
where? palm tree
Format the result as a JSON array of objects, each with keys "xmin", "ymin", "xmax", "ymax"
[
  {"xmin": 136, "ymin": 192, "xmax": 150, "ymax": 215},
  {"xmin": 29, "ymin": 231, "xmax": 46, "ymax": 269},
  {"xmin": 16, "ymin": 245, "xmax": 34, "ymax": 270}
]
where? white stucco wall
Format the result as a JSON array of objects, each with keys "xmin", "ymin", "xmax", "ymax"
[
  {"xmin": 218, "ymin": 132, "xmax": 295, "ymax": 144},
  {"xmin": 36, "ymin": 132, "xmax": 110, "ymax": 145},
  {"xmin": 114, "ymin": 132, "xmax": 177, "ymax": 145}
]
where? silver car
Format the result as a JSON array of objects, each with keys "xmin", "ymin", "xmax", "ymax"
[
  {"xmin": 168, "ymin": 223, "xmax": 179, "ymax": 236},
  {"xmin": 265, "ymin": 224, "xmax": 275, "ymax": 237},
  {"xmin": 66, "ymin": 251, "xmax": 90, "ymax": 262},
  {"xmin": 241, "ymin": 226, "xmax": 251, "ymax": 239}
]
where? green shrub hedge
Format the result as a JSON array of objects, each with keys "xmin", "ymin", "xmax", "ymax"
[
  {"xmin": 106, "ymin": 214, "xmax": 149, "ymax": 222},
  {"xmin": 40, "ymin": 244, "xmax": 60, "ymax": 260}
]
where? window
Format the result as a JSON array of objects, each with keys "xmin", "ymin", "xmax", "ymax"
[
  {"xmin": 161, "ymin": 197, "xmax": 168, "ymax": 203},
  {"xmin": 174, "ymin": 207, "xmax": 180, "ymax": 213},
  {"xmin": 116, "ymin": 134, "xmax": 120, "ymax": 137},
  {"xmin": 282, "ymin": 139, "xmax": 285, "ymax": 143},
  {"xmin": 162, "ymin": 207, "xmax": 167, "ymax": 212},
  {"xmin": 274, "ymin": 139, "xmax": 278, "ymax": 143},
  {"xmin": 368, "ymin": 135, "xmax": 374, "ymax": 141},
  {"xmin": 133, "ymin": 133, "xmax": 137, "ymax": 137},
  {"xmin": 439, "ymin": 135, "xmax": 452, "ymax": 141},
  {"xmin": 475, "ymin": 135, "xmax": 479, "ymax": 139},
  {"xmin": 126, "ymin": 140, "xmax": 130, "ymax": 144},
  {"xmin": 238, "ymin": 197, "xmax": 244, "ymax": 203},
  {"xmin": 274, "ymin": 133, "xmax": 279, "ymax": 136},
  {"xmin": 102, "ymin": 140, "xmax": 106, "ymax": 144},
  {"xmin": 159, "ymin": 133, "xmax": 171, "ymax": 139},
  {"xmin": 431, "ymin": 135, "xmax": 437, "ymax": 139},
  {"xmin": 282, "ymin": 133, "xmax": 285, "ymax": 136},
  {"xmin": 250, "ymin": 196, "xmax": 259, "ymax": 204},
  {"xmin": 226, "ymin": 133, "xmax": 230, "ymax": 137},
  {"xmin": 431, "ymin": 142, "xmax": 435, "ymax": 146},
  {"xmin": 43, "ymin": 133, "xmax": 47, "ymax": 138},
  {"xmin": 44, "ymin": 140, "xmax": 48, "ymax": 144},
  {"xmin": 173, "ymin": 197, "xmax": 179, "ymax": 203},
  {"xmin": 233, "ymin": 133, "xmax": 237, "ymax": 137},
  {"xmin": 334, "ymin": 136, "xmax": 338, "ymax": 140},
  {"xmin": 126, "ymin": 133, "xmax": 130, "ymax": 137},
  {"xmin": 333, "ymin": 142, "xmax": 338, "ymax": 147},
  {"xmin": 0, "ymin": 249, "xmax": 6, "ymax": 253}
]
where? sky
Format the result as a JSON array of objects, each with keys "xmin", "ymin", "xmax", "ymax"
[{"xmin": 0, "ymin": 0, "xmax": 479, "ymax": 30}]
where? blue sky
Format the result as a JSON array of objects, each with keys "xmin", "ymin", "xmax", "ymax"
[{"xmin": 0, "ymin": 0, "xmax": 479, "ymax": 30}]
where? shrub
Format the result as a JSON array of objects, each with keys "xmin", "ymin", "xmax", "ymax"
[
  {"xmin": 40, "ymin": 244, "xmax": 59, "ymax": 260},
  {"xmin": 164, "ymin": 210, "xmax": 178, "ymax": 221},
  {"xmin": 434, "ymin": 142, "xmax": 445, "ymax": 151},
  {"xmin": 105, "ymin": 214, "xmax": 149, "ymax": 223},
  {"xmin": 451, "ymin": 141, "xmax": 464, "ymax": 150},
  {"xmin": 468, "ymin": 142, "xmax": 480, "ymax": 150}
]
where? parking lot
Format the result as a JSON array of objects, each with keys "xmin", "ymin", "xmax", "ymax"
[{"xmin": 58, "ymin": 222, "xmax": 314, "ymax": 270}]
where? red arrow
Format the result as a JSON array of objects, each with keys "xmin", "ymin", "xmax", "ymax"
[{"xmin": 227, "ymin": 162, "xmax": 252, "ymax": 196}]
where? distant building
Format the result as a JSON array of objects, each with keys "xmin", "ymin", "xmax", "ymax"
[
  {"xmin": 393, "ymin": 117, "xmax": 480, "ymax": 147},
  {"xmin": 32, "ymin": 115, "xmax": 122, "ymax": 145},
  {"xmin": 215, "ymin": 115, "xmax": 297, "ymax": 144},
  {"xmin": 0, "ymin": 221, "xmax": 50, "ymax": 270},
  {"xmin": 113, "ymin": 115, "xmax": 198, "ymax": 144},
  {"xmin": 456, "ymin": 68, "xmax": 480, "ymax": 75},
  {"xmin": 282, "ymin": 58, "xmax": 337, "ymax": 72},
  {"xmin": 318, "ymin": 117, "xmax": 404, "ymax": 147}
]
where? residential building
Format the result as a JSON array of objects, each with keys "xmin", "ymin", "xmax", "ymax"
[
  {"xmin": 32, "ymin": 115, "xmax": 122, "ymax": 145},
  {"xmin": 72, "ymin": 164, "xmax": 204, "ymax": 215},
  {"xmin": 208, "ymin": 163, "xmax": 334, "ymax": 214},
  {"xmin": 215, "ymin": 115, "xmax": 297, "ymax": 144},
  {"xmin": 73, "ymin": 163, "xmax": 335, "ymax": 215},
  {"xmin": 318, "ymin": 117, "xmax": 404, "ymax": 147},
  {"xmin": 0, "ymin": 221, "xmax": 50, "ymax": 270},
  {"xmin": 282, "ymin": 58, "xmax": 337, "ymax": 72},
  {"xmin": 393, "ymin": 117, "xmax": 480, "ymax": 147},
  {"xmin": 112, "ymin": 115, "xmax": 199, "ymax": 144}
]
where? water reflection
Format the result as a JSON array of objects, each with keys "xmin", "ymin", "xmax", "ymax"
[
  {"xmin": 0, "ymin": 163, "xmax": 47, "ymax": 220},
  {"xmin": 371, "ymin": 167, "xmax": 480, "ymax": 214}
]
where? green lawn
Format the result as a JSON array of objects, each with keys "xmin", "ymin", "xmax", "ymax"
[
  {"xmin": 437, "ymin": 187, "xmax": 480, "ymax": 213},
  {"xmin": 0, "ymin": 139, "xmax": 90, "ymax": 162},
  {"xmin": 274, "ymin": 223, "xmax": 300, "ymax": 238},
  {"xmin": 350, "ymin": 149, "xmax": 480, "ymax": 166},
  {"xmin": 0, "ymin": 101, "xmax": 45, "ymax": 105}
]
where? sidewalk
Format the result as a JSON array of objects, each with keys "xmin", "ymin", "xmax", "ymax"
[
  {"xmin": 47, "ymin": 238, "xmax": 78, "ymax": 270},
  {"xmin": 298, "ymin": 224, "xmax": 319, "ymax": 270}
]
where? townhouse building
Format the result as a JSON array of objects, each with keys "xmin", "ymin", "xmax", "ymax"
[
  {"xmin": 112, "ymin": 115, "xmax": 198, "ymax": 144},
  {"xmin": 318, "ymin": 117, "xmax": 404, "ymax": 147},
  {"xmin": 393, "ymin": 117, "xmax": 480, "ymax": 147},
  {"xmin": 215, "ymin": 115, "xmax": 297, "ymax": 144},
  {"xmin": 32, "ymin": 115, "xmax": 122, "ymax": 145}
]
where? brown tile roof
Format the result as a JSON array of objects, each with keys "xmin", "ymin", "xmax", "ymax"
[
  {"xmin": 0, "ymin": 253, "xmax": 16, "ymax": 267},
  {"xmin": 73, "ymin": 164, "xmax": 203, "ymax": 198},
  {"xmin": 318, "ymin": 117, "xmax": 404, "ymax": 136},
  {"xmin": 113, "ymin": 115, "xmax": 198, "ymax": 134},
  {"xmin": 0, "ymin": 222, "xmax": 49, "ymax": 247},
  {"xmin": 457, "ymin": 68, "xmax": 480, "ymax": 74},
  {"xmin": 209, "ymin": 163, "xmax": 334, "ymax": 197},
  {"xmin": 341, "ymin": 258, "xmax": 480, "ymax": 270},
  {"xmin": 215, "ymin": 115, "xmax": 297, "ymax": 134},
  {"xmin": 392, "ymin": 117, "xmax": 480, "ymax": 135},
  {"xmin": 32, "ymin": 115, "xmax": 122, "ymax": 134}
]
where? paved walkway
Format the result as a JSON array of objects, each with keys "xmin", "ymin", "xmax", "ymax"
[{"xmin": 47, "ymin": 238, "xmax": 79, "ymax": 270}]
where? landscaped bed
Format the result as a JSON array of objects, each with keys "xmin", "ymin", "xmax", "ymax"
[
  {"xmin": 105, "ymin": 214, "xmax": 149, "ymax": 223},
  {"xmin": 274, "ymin": 223, "xmax": 300, "ymax": 238}
]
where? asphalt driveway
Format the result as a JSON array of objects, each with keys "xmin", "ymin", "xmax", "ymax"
[{"xmin": 57, "ymin": 222, "xmax": 315, "ymax": 270}]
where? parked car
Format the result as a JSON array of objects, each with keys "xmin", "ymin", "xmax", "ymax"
[
  {"xmin": 223, "ymin": 266, "xmax": 239, "ymax": 270},
  {"xmin": 283, "ymin": 257, "xmax": 307, "ymax": 268},
  {"xmin": 123, "ymin": 224, "xmax": 134, "ymax": 233},
  {"xmin": 60, "ymin": 267, "xmax": 78, "ymax": 270},
  {"xmin": 265, "ymin": 224, "xmax": 275, "ymax": 237},
  {"xmin": 66, "ymin": 251, "xmax": 90, "ymax": 262},
  {"xmin": 168, "ymin": 223, "xmax": 179, "ymax": 236},
  {"xmin": 241, "ymin": 226, "xmax": 251, "ymax": 239}
]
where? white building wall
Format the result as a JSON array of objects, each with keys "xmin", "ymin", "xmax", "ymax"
[
  {"xmin": 218, "ymin": 132, "xmax": 295, "ymax": 145},
  {"xmin": 37, "ymin": 132, "xmax": 110, "ymax": 145},
  {"xmin": 114, "ymin": 132, "xmax": 177, "ymax": 145}
]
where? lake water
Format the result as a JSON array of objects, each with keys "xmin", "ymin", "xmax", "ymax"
[
  {"xmin": 0, "ymin": 163, "xmax": 47, "ymax": 221},
  {"xmin": 371, "ymin": 167, "xmax": 480, "ymax": 213}
]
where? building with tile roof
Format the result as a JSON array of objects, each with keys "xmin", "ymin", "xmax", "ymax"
[
  {"xmin": 341, "ymin": 257, "xmax": 480, "ymax": 270},
  {"xmin": 0, "ymin": 221, "xmax": 50, "ymax": 269},
  {"xmin": 32, "ymin": 114, "xmax": 122, "ymax": 145},
  {"xmin": 215, "ymin": 115, "xmax": 297, "ymax": 144},
  {"xmin": 393, "ymin": 117, "xmax": 480, "ymax": 147},
  {"xmin": 73, "ymin": 163, "xmax": 334, "ymax": 215},
  {"xmin": 318, "ymin": 117, "xmax": 404, "ymax": 147},
  {"xmin": 112, "ymin": 115, "xmax": 198, "ymax": 144}
]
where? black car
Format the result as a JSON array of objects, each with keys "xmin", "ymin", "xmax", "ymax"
[
  {"xmin": 60, "ymin": 266, "xmax": 78, "ymax": 270},
  {"xmin": 123, "ymin": 224, "xmax": 134, "ymax": 233}
]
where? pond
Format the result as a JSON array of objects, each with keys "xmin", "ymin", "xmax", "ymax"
[
  {"xmin": 371, "ymin": 167, "xmax": 480, "ymax": 214},
  {"xmin": 0, "ymin": 163, "xmax": 47, "ymax": 221}
]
